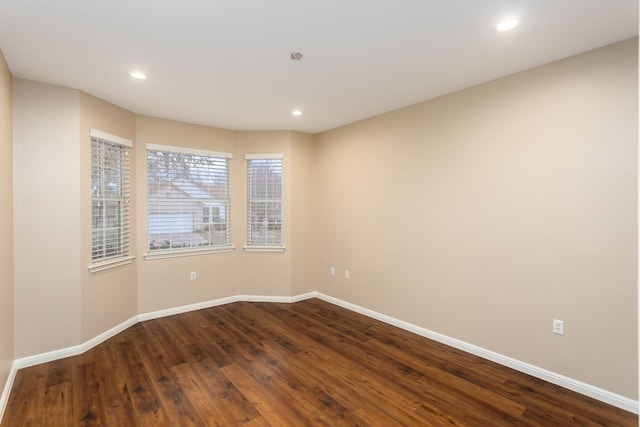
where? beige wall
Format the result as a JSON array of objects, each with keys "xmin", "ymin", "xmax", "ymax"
[
  {"xmin": 136, "ymin": 120, "xmax": 304, "ymax": 313},
  {"xmin": 0, "ymin": 50, "xmax": 14, "ymax": 397},
  {"xmin": 315, "ymin": 38, "xmax": 638, "ymax": 399},
  {"xmin": 8, "ymin": 105, "xmax": 313, "ymax": 351},
  {"xmin": 290, "ymin": 131, "xmax": 316, "ymax": 296},
  {"xmin": 12, "ymin": 79, "xmax": 82, "ymax": 357},
  {"xmin": 11, "ymin": 83, "xmax": 139, "ymax": 354},
  {"xmin": 79, "ymin": 93, "xmax": 137, "ymax": 341},
  {"xmin": 136, "ymin": 116, "xmax": 240, "ymax": 313},
  {"xmin": 235, "ymin": 131, "xmax": 292, "ymax": 296}
]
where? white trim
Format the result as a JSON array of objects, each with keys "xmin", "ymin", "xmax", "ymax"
[
  {"xmin": 144, "ymin": 246, "xmax": 234, "ymax": 260},
  {"xmin": 146, "ymin": 143, "xmax": 232, "ymax": 159},
  {"xmin": 15, "ymin": 345, "xmax": 84, "ymax": 370},
  {"xmin": 245, "ymin": 153, "xmax": 283, "ymax": 160},
  {"xmin": 88, "ymin": 256, "xmax": 135, "ymax": 273},
  {"xmin": 90, "ymin": 129, "xmax": 132, "ymax": 147},
  {"xmin": 0, "ymin": 362, "xmax": 17, "ymax": 424},
  {"xmin": 313, "ymin": 293, "xmax": 640, "ymax": 414},
  {"xmin": 137, "ymin": 293, "xmax": 313, "ymax": 321},
  {"xmin": 13, "ymin": 316, "xmax": 139, "ymax": 370},
  {"xmin": 4, "ymin": 292, "xmax": 637, "ymax": 416},
  {"xmin": 137, "ymin": 296, "xmax": 242, "ymax": 321},
  {"xmin": 81, "ymin": 316, "xmax": 139, "ymax": 353},
  {"xmin": 243, "ymin": 245, "xmax": 286, "ymax": 252},
  {"xmin": 236, "ymin": 294, "xmax": 304, "ymax": 303},
  {"xmin": 290, "ymin": 292, "xmax": 317, "ymax": 302}
]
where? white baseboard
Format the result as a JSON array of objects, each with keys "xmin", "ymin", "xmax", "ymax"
[
  {"xmin": 13, "ymin": 316, "xmax": 140, "ymax": 370},
  {"xmin": 136, "ymin": 293, "xmax": 316, "ymax": 322},
  {"xmin": 3, "ymin": 291, "xmax": 638, "ymax": 419},
  {"xmin": 290, "ymin": 292, "xmax": 318, "ymax": 302},
  {"xmin": 0, "ymin": 362, "xmax": 17, "ymax": 424},
  {"xmin": 314, "ymin": 292, "xmax": 640, "ymax": 415},
  {"xmin": 81, "ymin": 316, "xmax": 139, "ymax": 353},
  {"xmin": 14, "ymin": 345, "xmax": 83, "ymax": 370},
  {"xmin": 137, "ymin": 295, "xmax": 242, "ymax": 322}
]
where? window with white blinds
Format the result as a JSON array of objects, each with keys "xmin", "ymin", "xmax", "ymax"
[
  {"xmin": 247, "ymin": 154, "xmax": 283, "ymax": 247},
  {"xmin": 147, "ymin": 144, "xmax": 232, "ymax": 255},
  {"xmin": 91, "ymin": 130, "xmax": 132, "ymax": 266}
]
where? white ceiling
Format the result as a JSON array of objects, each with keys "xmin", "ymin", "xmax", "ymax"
[{"xmin": 0, "ymin": 1, "xmax": 637, "ymax": 134}]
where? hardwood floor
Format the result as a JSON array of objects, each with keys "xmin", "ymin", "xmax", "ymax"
[{"xmin": 1, "ymin": 298, "xmax": 637, "ymax": 426}]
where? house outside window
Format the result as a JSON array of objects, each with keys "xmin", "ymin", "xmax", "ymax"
[
  {"xmin": 146, "ymin": 144, "xmax": 232, "ymax": 257},
  {"xmin": 203, "ymin": 206, "xmax": 221, "ymax": 225}
]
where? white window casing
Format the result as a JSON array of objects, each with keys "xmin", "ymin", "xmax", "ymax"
[
  {"xmin": 246, "ymin": 153, "xmax": 284, "ymax": 250},
  {"xmin": 89, "ymin": 130, "xmax": 134, "ymax": 272},
  {"xmin": 146, "ymin": 144, "xmax": 233, "ymax": 258}
]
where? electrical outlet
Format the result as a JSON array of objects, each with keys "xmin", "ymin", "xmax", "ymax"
[
  {"xmin": 552, "ymin": 319, "xmax": 564, "ymax": 335},
  {"xmin": 190, "ymin": 272, "xmax": 197, "ymax": 281},
  {"xmin": 330, "ymin": 267, "xmax": 335, "ymax": 276},
  {"xmin": 345, "ymin": 270, "xmax": 350, "ymax": 279}
]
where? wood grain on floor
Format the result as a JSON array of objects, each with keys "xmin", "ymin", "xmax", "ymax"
[{"xmin": 1, "ymin": 298, "xmax": 636, "ymax": 426}]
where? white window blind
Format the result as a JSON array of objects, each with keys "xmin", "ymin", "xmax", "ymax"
[
  {"xmin": 247, "ymin": 154, "xmax": 283, "ymax": 246},
  {"xmin": 147, "ymin": 145, "xmax": 232, "ymax": 253},
  {"xmin": 91, "ymin": 132, "xmax": 132, "ymax": 264}
]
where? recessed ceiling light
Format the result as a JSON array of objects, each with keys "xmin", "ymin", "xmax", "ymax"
[
  {"xmin": 292, "ymin": 110, "xmax": 303, "ymax": 116},
  {"xmin": 496, "ymin": 16, "xmax": 521, "ymax": 32},
  {"xmin": 129, "ymin": 71, "xmax": 147, "ymax": 80}
]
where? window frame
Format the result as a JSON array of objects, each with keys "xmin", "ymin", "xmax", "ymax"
[
  {"xmin": 89, "ymin": 129, "xmax": 134, "ymax": 272},
  {"xmin": 145, "ymin": 144, "xmax": 233, "ymax": 260},
  {"xmin": 245, "ymin": 153, "xmax": 284, "ymax": 251}
]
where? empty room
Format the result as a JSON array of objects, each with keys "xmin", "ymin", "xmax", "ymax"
[{"xmin": 0, "ymin": 1, "xmax": 638, "ymax": 425}]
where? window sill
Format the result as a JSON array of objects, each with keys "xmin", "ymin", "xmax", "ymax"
[
  {"xmin": 243, "ymin": 245, "xmax": 286, "ymax": 253},
  {"xmin": 89, "ymin": 256, "xmax": 135, "ymax": 273},
  {"xmin": 144, "ymin": 246, "xmax": 234, "ymax": 260}
]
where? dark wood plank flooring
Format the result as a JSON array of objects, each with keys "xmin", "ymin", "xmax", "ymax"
[{"xmin": 1, "ymin": 298, "xmax": 637, "ymax": 426}]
